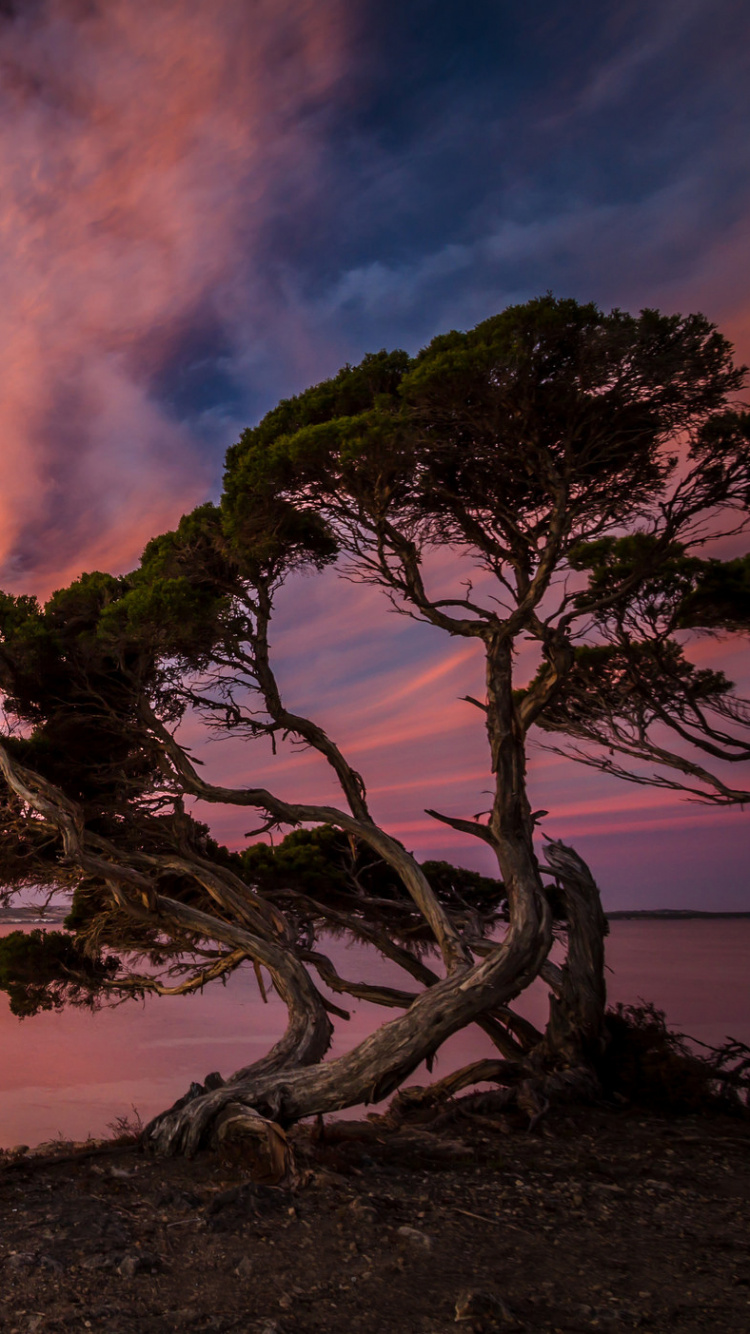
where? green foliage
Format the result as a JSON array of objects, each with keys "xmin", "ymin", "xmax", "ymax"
[
  {"xmin": 241, "ymin": 826, "xmax": 353, "ymax": 899},
  {"xmin": 221, "ymin": 298, "xmax": 748, "ymax": 623},
  {"xmin": 419, "ymin": 859, "xmax": 508, "ymax": 913},
  {"xmin": 221, "ymin": 352, "xmax": 414, "ymax": 573},
  {"xmin": 534, "ymin": 640, "xmax": 734, "ymax": 733},
  {"xmin": 0, "ymin": 929, "xmax": 119, "ymax": 1017},
  {"xmin": 240, "ymin": 825, "xmax": 506, "ymax": 916},
  {"xmin": 568, "ymin": 534, "xmax": 750, "ymax": 634},
  {"xmin": 675, "ymin": 553, "xmax": 750, "ymax": 632},
  {"xmin": 0, "ymin": 572, "xmax": 160, "ymax": 806}
]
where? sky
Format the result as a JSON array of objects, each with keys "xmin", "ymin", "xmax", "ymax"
[{"xmin": 0, "ymin": 0, "xmax": 748, "ymax": 908}]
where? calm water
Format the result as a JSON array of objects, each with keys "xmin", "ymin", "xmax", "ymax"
[{"xmin": 1, "ymin": 919, "xmax": 748, "ymax": 1149}]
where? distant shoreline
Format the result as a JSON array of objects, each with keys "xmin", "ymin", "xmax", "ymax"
[
  {"xmin": 0, "ymin": 907, "xmax": 69, "ymax": 924},
  {"xmin": 2, "ymin": 906, "xmax": 749, "ymax": 925},
  {"xmin": 605, "ymin": 909, "xmax": 750, "ymax": 920}
]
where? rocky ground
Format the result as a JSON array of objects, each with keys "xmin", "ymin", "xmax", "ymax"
[{"xmin": 0, "ymin": 1103, "xmax": 748, "ymax": 1334}]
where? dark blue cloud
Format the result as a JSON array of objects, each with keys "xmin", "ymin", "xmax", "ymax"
[
  {"xmin": 115, "ymin": 0, "xmax": 750, "ymax": 457},
  {"xmin": 149, "ymin": 320, "xmax": 245, "ymax": 432},
  {"xmin": 242, "ymin": 0, "xmax": 750, "ymax": 375}
]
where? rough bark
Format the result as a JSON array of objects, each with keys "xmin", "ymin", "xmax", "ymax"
[
  {"xmin": 143, "ymin": 900, "xmax": 552, "ymax": 1155},
  {"xmin": 540, "ymin": 839, "xmax": 608, "ymax": 1065}
]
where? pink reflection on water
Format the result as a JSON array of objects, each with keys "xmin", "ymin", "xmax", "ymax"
[{"xmin": 1, "ymin": 921, "xmax": 748, "ymax": 1148}]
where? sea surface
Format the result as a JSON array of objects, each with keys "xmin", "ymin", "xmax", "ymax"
[{"xmin": 1, "ymin": 919, "xmax": 748, "ymax": 1149}]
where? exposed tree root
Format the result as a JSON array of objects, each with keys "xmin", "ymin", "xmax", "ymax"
[{"xmin": 383, "ymin": 1066, "xmax": 602, "ymax": 1134}]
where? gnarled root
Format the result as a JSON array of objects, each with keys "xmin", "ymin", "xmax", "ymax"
[
  {"xmin": 213, "ymin": 1103, "xmax": 296, "ymax": 1184},
  {"xmin": 385, "ymin": 1058, "xmax": 527, "ymax": 1125},
  {"xmin": 389, "ymin": 1065, "xmax": 602, "ymax": 1134}
]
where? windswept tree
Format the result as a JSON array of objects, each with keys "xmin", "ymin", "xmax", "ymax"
[{"xmin": 0, "ymin": 295, "xmax": 748, "ymax": 1155}]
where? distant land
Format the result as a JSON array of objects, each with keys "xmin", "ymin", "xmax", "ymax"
[
  {"xmin": 0, "ymin": 906, "xmax": 69, "ymax": 924},
  {"xmin": 605, "ymin": 909, "xmax": 750, "ymax": 920},
  {"xmin": 2, "ymin": 905, "xmax": 750, "ymax": 925}
]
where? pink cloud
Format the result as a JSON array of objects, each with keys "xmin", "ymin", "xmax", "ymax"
[{"xmin": 0, "ymin": 0, "xmax": 348, "ymax": 596}]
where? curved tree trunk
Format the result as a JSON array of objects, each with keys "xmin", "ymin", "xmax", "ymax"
[{"xmin": 144, "ymin": 896, "xmax": 552, "ymax": 1156}]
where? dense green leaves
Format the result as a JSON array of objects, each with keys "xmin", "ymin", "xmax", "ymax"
[
  {"xmin": 676, "ymin": 554, "xmax": 750, "ymax": 632},
  {"xmin": 534, "ymin": 641, "xmax": 734, "ymax": 732},
  {"xmin": 224, "ymin": 297, "xmax": 748, "ymax": 582},
  {"xmin": 240, "ymin": 825, "xmax": 506, "ymax": 916}
]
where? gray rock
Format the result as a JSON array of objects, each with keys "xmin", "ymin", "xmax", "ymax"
[
  {"xmin": 39, "ymin": 1254, "xmax": 65, "ymax": 1273},
  {"xmin": 397, "ymin": 1225, "xmax": 434, "ymax": 1253},
  {"xmin": 117, "ymin": 1251, "xmax": 163, "ymax": 1277},
  {"xmin": 80, "ymin": 1253, "xmax": 115, "ymax": 1271},
  {"xmin": 455, "ymin": 1289, "xmax": 520, "ymax": 1327},
  {"xmin": 7, "ymin": 1251, "xmax": 37, "ymax": 1271}
]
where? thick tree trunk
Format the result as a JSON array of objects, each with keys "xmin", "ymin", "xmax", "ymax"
[
  {"xmin": 481, "ymin": 638, "xmax": 608, "ymax": 1070},
  {"xmin": 484, "ymin": 634, "xmax": 546, "ymax": 919}
]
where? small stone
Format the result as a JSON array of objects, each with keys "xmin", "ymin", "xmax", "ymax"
[
  {"xmin": 235, "ymin": 1255, "xmax": 254, "ymax": 1278},
  {"xmin": 349, "ymin": 1198, "xmax": 378, "ymax": 1226},
  {"xmin": 39, "ymin": 1255, "xmax": 64, "ymax": 1274},
  {"xmin": 80, "ymin": 1254, "xmax": 114, "ymax": 1272},
  {"xmin": 117, "ymin": 1252, "xmax": 162, "ymax": 1277},
  {"xmin": 455, "ymin": 1289, "xmax": 519, "ymax": 1327},
  {"xmin": 8, "ymin": 1253, "xmax": 37, "ymax": 1271},
  {"xmin": 397, "ymin": 1225, "xmax": 433, "ymax": 1253}
]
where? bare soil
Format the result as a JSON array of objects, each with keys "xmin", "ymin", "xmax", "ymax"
[{"xmin": 1, "ymin": 1103, "xmax": 748, "ymax": 1334}]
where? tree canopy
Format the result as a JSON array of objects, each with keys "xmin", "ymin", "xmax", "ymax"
[{"xmin": 0, "ymin": 295, "xmax": 748, "ymax": 1152}]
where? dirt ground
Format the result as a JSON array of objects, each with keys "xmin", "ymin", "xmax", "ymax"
[{"xmin": 0, "ymin": 1103, "xmax": 748, "ymax": 1334}]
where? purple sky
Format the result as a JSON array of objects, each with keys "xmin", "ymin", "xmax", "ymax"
[{"xmin": 0, "ymin": 0, "xmax": 748, "ymax": 909}]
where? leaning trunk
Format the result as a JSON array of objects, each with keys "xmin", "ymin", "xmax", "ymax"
[
  {"xmin": 145, "ymin": 898, "xmax": 552, "ymax": 1155},
  {"xmin": 483, "ymin": 635, "xmax": 607, "ymax": 1072}
]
